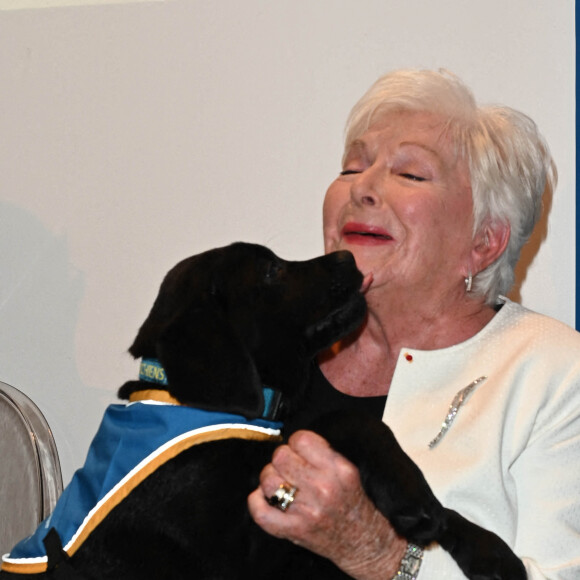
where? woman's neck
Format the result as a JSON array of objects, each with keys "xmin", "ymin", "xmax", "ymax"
[{"xmin": 318, "ymin": 295, "xmax": 497, "ymax": 397}]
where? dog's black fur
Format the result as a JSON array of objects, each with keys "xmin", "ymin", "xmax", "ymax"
[{"xmin": 1, "ymin": 243, "xmax": 525, "ymax": 579}]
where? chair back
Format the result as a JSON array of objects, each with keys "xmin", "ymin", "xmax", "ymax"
[{"xmin": 0, "ymin": 381, "xmax": 63, "ymax": 557}]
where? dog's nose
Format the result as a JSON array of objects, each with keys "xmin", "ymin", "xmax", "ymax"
[{"xmin": 331, "ymin": 250, "xmax": 356, "ymax": 266}]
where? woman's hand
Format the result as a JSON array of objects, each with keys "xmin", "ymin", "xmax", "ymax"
[{"xmin": 247, "ymin": 430, "xmax": 408, "ymax": 580}]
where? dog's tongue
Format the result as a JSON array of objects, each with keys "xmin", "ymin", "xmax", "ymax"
[{"xmin": 360, "ymin": 272, "xmax": 374, "ymax": 293}]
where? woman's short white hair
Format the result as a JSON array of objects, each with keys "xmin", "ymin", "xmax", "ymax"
[{"xmin": 344, "ymin": 69, "xmax": 557, "ymax": 304}]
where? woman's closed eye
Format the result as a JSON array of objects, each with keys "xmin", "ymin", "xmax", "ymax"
[
  {"xmin": 400, "ymin": 172, "xmax": 427, "ymax": 182},
  {"xmin": 340, "ymin": 169, "xmax": 361, "ymax": 176}
]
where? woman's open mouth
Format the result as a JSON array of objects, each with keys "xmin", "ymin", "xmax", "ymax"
[{"xmin": 341, "ymin": 222, "xmax": 394, "ymax": 245}]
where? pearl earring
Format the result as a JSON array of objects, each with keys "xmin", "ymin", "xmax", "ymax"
[{"xmin": 464, "ymin": 273, "xmax": 473, "ymax": 293}]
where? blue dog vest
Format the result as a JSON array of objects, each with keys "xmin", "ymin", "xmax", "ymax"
[{"xmin": 1, "ymin": 393, "xmax": 282, "ymax": 574}]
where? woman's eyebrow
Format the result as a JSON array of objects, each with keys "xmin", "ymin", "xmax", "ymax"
[
  {"xmin": 397, "ymin": 141, "xmax": 448, "ymax": 171},
  {"xmin": 399, "ymin": 141, "xmax": 442, "ymax": 158},
  {"xmin": 343, "ymin": 139, "xmax": 368, "ymax": 164},
  {"xmin": 347, "ymin": 137, "xmax": 441, "ymax": 158},
  {"xmin": 345, "ymin": 139, "xmax": 366, "ymax": 154}
]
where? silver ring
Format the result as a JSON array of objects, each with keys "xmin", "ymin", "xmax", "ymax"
[{"xmin": 267, "ymin": 483, "xmax": 298, "ymax": 512}]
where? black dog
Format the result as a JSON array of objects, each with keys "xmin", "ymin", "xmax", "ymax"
[{"xmin": 1, "ymin": 243, "xmax": 525, "ymax": 579}]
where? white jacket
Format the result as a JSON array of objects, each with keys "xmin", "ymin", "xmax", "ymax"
[{"xmin": 383, "ymin": 298, "xmax": 580, "ymax": 579}]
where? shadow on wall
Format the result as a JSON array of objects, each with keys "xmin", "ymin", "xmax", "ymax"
[
  {"xmin": 507, "ymin": 183, "xmax": 553, "ymax": 304},
  {"xmin": 0, "ymin": 202, "xmax": 109, "ymax": 486}
]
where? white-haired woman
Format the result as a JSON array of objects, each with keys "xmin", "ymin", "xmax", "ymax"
[{"xmin": 248, "ymin": 69, "xmax": 580, "ymax": 579}]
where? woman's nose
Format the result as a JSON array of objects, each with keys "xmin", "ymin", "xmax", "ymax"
[{"xmin": 350, "ymin": 168, "xmax": 382, "ymax": 207}]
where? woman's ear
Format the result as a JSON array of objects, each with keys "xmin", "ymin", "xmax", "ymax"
[{"xmin": 471, "ymin": 220, "xmax": 511, "ymax": 275}]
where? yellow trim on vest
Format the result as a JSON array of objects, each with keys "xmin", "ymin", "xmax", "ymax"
[
  {"xmin": 1, "ymin": 561, "xmax": 46, "ymax": 574},
  {"xmin": 128, "ymin": 389, "xmax": 181, "ymax": 405},
  {"xmin": 1, "ymin": 562, "xmax": 44, "ymax": 574}
]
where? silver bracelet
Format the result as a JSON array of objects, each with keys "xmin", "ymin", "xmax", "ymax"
[{"xmin": 391, "ymin": 543, "xmax": 424, "ymax": 580}]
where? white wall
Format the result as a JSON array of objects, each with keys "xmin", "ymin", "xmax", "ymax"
[{"xmin": 0, "ymin": 0, "xmax": 574, "ymax": 485}]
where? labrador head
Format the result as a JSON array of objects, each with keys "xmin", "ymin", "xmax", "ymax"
[{"xmin": 119, "ymin": 243, "xmax": 367, "ymax": 419}]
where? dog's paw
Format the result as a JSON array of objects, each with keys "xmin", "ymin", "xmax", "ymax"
[
  {"xmin": 388, "ymin": 502, "xmax": 446, "ymax": 545},
  {"xmin": 439, "ymin": 510, "xmax": 526, "ymax": 580},
  {"xmin": 457, "ymin": 547, "xmax": 526, "ymax": 580}
]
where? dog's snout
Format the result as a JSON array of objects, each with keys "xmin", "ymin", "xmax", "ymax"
[
  {"xmin": 319, "ymin": 251, "xmax": 363, "ymax": 300},
  {"xmin": 328, "ymin": 250, "xmax": 362, "ymax": 284},
  {"xmin": 331, "ymin": 250, "xmax": 356, "ymax": 266}
]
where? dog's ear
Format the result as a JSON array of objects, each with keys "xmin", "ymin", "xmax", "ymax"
[
  {"xmin": 156, "ymin": 301, "xmax": 264, "ymax": 417},
  {"xmin": 128, "ymin": 253, "xmax": 264, "ymax": 419}
]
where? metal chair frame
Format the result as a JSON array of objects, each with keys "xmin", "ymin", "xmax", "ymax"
[{"xmin": 0, "ymin": 381, "xmax": 63, "ymax": 556}]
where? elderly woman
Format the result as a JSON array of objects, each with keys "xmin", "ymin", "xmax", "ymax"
[{"xmin": 248, "ymin": 69, "xmax": 580, "ymax": 578}]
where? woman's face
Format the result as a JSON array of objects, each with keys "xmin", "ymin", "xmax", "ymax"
[{"xmin": 323, "ymin": 111, "xmax": 475, "ymax": 302}]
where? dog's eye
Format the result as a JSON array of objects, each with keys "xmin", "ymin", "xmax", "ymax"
[{"xmin": 264, "ymin": 262, "xmax": 282, "ymax": 281}]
